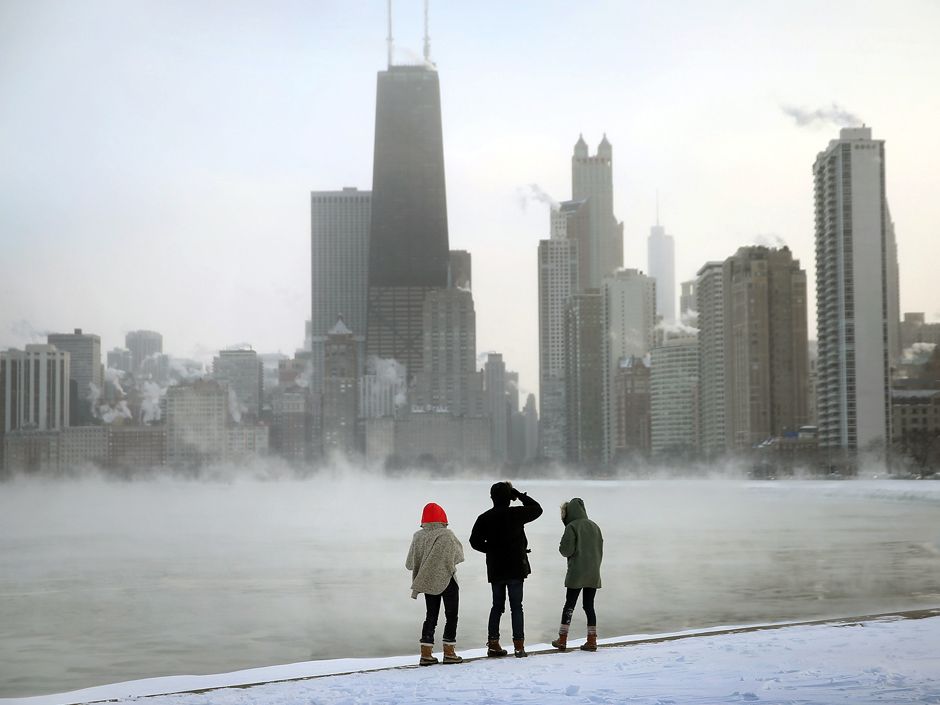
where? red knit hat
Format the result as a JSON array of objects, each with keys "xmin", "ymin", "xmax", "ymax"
[{"xmin": 421, "ymin": 502, "xmax": 448, "ymax": 524}]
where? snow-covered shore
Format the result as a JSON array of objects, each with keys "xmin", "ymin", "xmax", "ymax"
[{"xmin": 7, "ymin": 612, "xmax": 939, "ymax": 705}]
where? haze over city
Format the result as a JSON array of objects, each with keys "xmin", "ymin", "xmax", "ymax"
[{"xmin": 2, "ymin": 0, "xmax": 940, "ymax": 397}]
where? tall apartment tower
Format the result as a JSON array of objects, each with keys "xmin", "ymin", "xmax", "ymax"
[
  {"xmin": 813, "ymin": 126, "xmax": 898, "ymax": 452},
  {"xmin": 484, "ymin": 353, "xmax": 508, "ymax": 463},
  {"xmin": 322, "ymin": 317, "xmax": 359, "ymax": 456},
  {"xmin": 650, "ymin": 335, "xmax": 700, "ymax": 457},
  {"xmin": 125, "ymin": 330, "xmax": 163, "ymax": 374},
  {"xmin": 572, "ymin": 135, "xmax": 624, "ymax": 288},
  {"xmin": 565, "ymin": 290, "xmax": 604, "ymax": 466},
  {"xmin": 1, "ymin": 345, "xmax": 71, "ymax": 433},
  {"xmin": 212, "ymin": 348, "xmax": 263, "ymax": 422},
  {"xmin": 648, "ymin": 223, "xmax": 676, "ymax": 323},
  {"xmin": 724, "ymin": 246, "xmax": 809, "ymax": 448},
  {"xmin": 367, "ymin": 64, "xmax": 450, "ymax": 380},
  {"xmin": 601, "ymin": 269, "xmax": 656, "ymax": 463},
  {"xmin": 612, "ymin": 356, "xmax": 651, "ymax": 460},
  {"xmin": 537, "ymin": 235, "xmax": 579, "ymax": 460},
  {"xmin": 415, "ymin": 288, "xmax": 477, "ymax": 415},
  {"xmin": 311, "ymin": 187, "xmax": 371, "ymax": 387},
  {"xmin": 696, "ymin": 262, "xmax": 730, "ymax": 456},
  {"xmin": 47, "ymin": 328, "xmax": 101, "ymax": 425}
]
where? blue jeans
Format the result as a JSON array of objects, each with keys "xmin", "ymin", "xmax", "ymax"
[{"xmin": 488, "ymin": 579, "xmax": 524, "ymax": 640}]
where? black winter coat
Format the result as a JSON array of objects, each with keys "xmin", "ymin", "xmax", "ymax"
[{"xmin": 469, "ymin": 492, "xmax": 543, "ymax": 583}]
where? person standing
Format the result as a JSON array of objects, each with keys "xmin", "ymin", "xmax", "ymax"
[
  {"xmin": 550, "ymin": 497, "xmax": 603, "ymax": 652},
  {"xmin": 469, "ymin": 481, "xmax": 542, "ymax": 658},
  {"xmin": 406, "ymin": 502, "xmax": 465, "ymax": 666}
]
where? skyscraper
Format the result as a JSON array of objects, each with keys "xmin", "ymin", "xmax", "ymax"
[
  {"xmin": 538, "ymin": 236, "xmax": 579, "ymax": 460},
  {"xmin": 1, "ymin": 345, "xmax": 71, "ymax": 433},
  {"xmin": 696, "ymin": 262, "xmax": 730, "ymax": 457},
  {"xmin": 47, "ymin": 328, "xmax": 101, "ymax": 425},
  {"xmin": 565, "ymin": 290, "xmax": 603, "ymax": 466},
  {"xmin": 484, "ymin": 353, "xmax": 508, "ymax": 463},
  {"xmin": 572, "ymin": 134, "xmax": 623, "ymax": 288},
  {"xmin": 415, "ymin": 288, "xmax": 477, "ymax": 415},
  {"xmin": 648, "ymin": 223, "xmax": 676, "ymax": 323},
  {"xmin": 125, "ymin": 330, "xmax": 163, "ymax": 374},
  {"xmin": 697, "ymin": 247, "xmax": 809, "ymax": 455},
  {"xmin": 813, "ymin": 126, "xmax": 898, "ymax": 453},
  {"xmin": 650, "ymin": 335, "xmax": 699, "ymax": 457},
  {"xmin": 601, "ymin": 269, "xmax": 656, "ymax": 463},
  {"xmin": 550, "ymin": 199, "xmax": 591, "ymax": 290},
  {"xmin": 322, "ymin": 317, "xmax": 359, "ymax": 456},
  {"xmin": 724, "ymin": 246, "xmax": 809, "ymax": 448},
  {"xmin": 311, "ymin": 187, "xmax": 371, "ymax": 387},
  {"xmin": 367, "ymin": 63, "xmax": 450, "ymax": 380},
  {"xmin": 212, "ymin": 348, "xmax": 263, "ymax": 422}
]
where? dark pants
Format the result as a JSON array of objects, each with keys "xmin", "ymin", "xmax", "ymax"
[
  {"xmin": 488, "ymin": 579, "xmax": 524, "ymax": 640},
  {"xmin": 561, "ymin": 587, "xmax": 597, "ymax": 627},
  {"xmin": 421, "ymin": 577, "xmax": 459, "ymax": 644}
]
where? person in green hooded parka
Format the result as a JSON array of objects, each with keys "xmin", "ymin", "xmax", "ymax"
[{"xmin": 551, "ymin": 497, "xmax": 603, "ymax": 652}]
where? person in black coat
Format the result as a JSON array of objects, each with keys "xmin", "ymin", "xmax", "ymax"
[{"xmin": 469, "ymin": 481, "xmax": 542, "ymax": 658}]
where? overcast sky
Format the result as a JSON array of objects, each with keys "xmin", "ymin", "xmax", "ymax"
[{"xmin": 2, "ymin": 0, "xmax": 939, "ymax": 397}]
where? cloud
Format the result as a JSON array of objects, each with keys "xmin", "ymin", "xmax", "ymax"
[{"xmin": 781, "ymin": 103, "xmax": 862, "ymax": 129}]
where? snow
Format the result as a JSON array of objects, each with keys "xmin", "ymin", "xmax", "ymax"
[{"xmin": 7, "ymin": 614, "xmax": 939, "ymax": 705}]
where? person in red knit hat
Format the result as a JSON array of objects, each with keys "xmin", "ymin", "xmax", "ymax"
[{"xmin": 405, "ymin": 502, "xmax": 465, "ymax": 666}]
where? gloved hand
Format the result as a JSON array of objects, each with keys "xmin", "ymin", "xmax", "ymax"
[{"xmin": 509, "ymin": 485, "xmax": 521, "ymax": 500}]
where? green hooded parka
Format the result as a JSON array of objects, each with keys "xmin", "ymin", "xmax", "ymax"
[{"xmin": 558, "ymin": 497, "xmax": 603, "ymax": 589}]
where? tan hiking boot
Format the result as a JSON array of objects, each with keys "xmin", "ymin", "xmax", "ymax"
[
  {"xmin": 419, "ymin": 643, "xmax": 439, "ymax": 666},
  {"xmin": 513, "ymin": 638, "xmax": 527, "ymax": 658},
  {"xmin": 442, "ymin": 643, "xmax": 463, "ymax": 664}
]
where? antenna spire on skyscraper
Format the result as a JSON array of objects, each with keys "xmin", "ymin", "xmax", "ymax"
[
  {"xmin": 387, "ymin": 0, "xmax": 394, "ymax": 68},
  {"xmin": 423, "ymin": 0, "xmax": 431, "ymax": 63}
]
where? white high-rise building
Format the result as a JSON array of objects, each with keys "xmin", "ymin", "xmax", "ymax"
[
  {"xmin": 538, "ymin": 235, "xmax": 579, "ymax": 460},
  {"xmin": 696, "ymin": 262, "xmax": 729, "ymax": 457},
  {"xmin": 601, "ymin": 269, "xmax": 655, "ymax": 462},
  {"xmin": 572, "ymin": 135, "xmax": 624, "ymax": 288},
  {"xmin": 813, "ymin": 126, "xmax": 898, "ymax": 453},
  {"xmin": 648, "ymin": 223, "xmax": 676, "ymax": 324},
  {"xmin": 311, "ymin": 188, "xmax": 371, "ymax": 387},
  {"xmin": 212, "ymin": 348, "xmax": 263, "ymax": 422},
  {"xmin": 1, "ymin": 345, "xmax": 71, "ymax": 433},
  {"xmin": 650, "ymin": 334, "xmax": 699, "ymax": 457}
]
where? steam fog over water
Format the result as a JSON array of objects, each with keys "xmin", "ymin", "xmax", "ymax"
[{"xmin": 2, "ymin": 473, "xmax": 939, "ymax": 698}]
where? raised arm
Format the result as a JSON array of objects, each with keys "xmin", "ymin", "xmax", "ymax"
[{"xmin": 512, "ymin": 488, "xmax": 543, "ymax": 523}]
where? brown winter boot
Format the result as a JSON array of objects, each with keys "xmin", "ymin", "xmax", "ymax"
[
  {"xmin": 551, "ymin": 624, "xmax": 569, "ymax": 650},
  {"xmin": 419, "ymin": 643, "xmax": 439, "ymax": 666},
  {"xmin": 442, "ymin": 643, "xmax": 463, "ymax": 664},
  {"xmin": 513, "ymin": 638, "xmax": 528, "ymax": 658},
  {"xmin": 580, "ymin": 627, "xmax": 597, "ymax": 652},
  {"xmin": 487, "ymin": 639, "xmax": 507, "ymax": 657}
]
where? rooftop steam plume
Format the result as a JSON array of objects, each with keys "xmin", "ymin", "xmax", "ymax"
[{"xmin": 781, "ymin": 103, "xmax": 863, "ymax": 129}]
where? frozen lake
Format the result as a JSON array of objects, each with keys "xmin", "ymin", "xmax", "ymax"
[{"xmin": 1, "ymin": 475, "xmax": 939, "ymax": 698}]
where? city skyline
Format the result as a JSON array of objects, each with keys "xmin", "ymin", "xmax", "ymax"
[{"xmin": 3, "ymin": 1, "xmax": 940, "ymax": 399}]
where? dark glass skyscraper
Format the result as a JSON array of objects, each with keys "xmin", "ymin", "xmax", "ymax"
[{"xmin": 366, "ymin": 64, "xmax": 450, "ymax": 379}]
